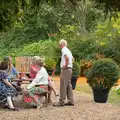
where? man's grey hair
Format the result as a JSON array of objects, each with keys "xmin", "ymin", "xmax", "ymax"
[{"xmin": 59, "ymin": 39, "xmax": 67, "ymax": 46}]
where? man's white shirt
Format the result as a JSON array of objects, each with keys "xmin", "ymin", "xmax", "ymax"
[{"xmin": 60, "ymin": 46, "xmax": 73, "ymax": 68}]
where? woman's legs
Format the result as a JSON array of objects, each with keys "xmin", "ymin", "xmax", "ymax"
[
  {"xmin": 23, "ymin": 85, "xmax": 48, "ymax": 107},
  {"xmin": 7, "ymin": 96, "xmax": 14, "ymax": 108},
  {"xmin": 48, "ymin": 80, "xmax": 59, "ymax": 96},
  {"xmin": 6, "ymin": 96, "xmax": 19, "ymax": 111},
  {"xmin": 48, "ymin": 87, "xmax": 52, "ymax": 103}
]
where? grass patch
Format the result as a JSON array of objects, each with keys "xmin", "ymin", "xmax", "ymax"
[
  {"xmin": 76, "ymin": 84, "xmax": 120, "ymax": 106},
  {"xmin": 108, "ymin": 88, "xmax": 120, "ymax": 106}
]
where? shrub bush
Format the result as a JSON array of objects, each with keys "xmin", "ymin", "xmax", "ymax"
[
  {"xmin": 70, "ymin": 35, "xmax": 97, "ymax": 61},
  {"xmin": 86, "ymin": 58, "xmax": 120, "ymax": 89},
  {"xmin": 99, "ymin": 36, "xmax": 120, "ymax": 65},
  {"xmin": 44, "ymin": 58, "xmax": 57, "ymax": 70},
  {"xmin": 20, "ymin": 39, "xmax": 60, "ymax": 58}
]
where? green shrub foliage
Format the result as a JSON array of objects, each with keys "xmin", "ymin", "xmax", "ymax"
[
  {"xmin": 86, "ymin": 58, "xmax": 120, "ymax": 89},
  {"xmin": 44, "ymin": 58, "xmax": 56, "ymax": 70}
]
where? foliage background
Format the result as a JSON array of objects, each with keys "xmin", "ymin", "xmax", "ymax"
[{"xmin": 0, "ymin": 0, "xmax": 120, "ymax": 75}]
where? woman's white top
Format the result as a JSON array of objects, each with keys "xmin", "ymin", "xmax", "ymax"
[{"xmin": 27, "ymin": 67, "xmax": 48, "ymax": 90}]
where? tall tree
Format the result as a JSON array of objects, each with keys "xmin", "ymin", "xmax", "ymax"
[
  {"xmin": 92, "ymin": 0, "xmax": 120, "ymax": 13},
  {"xmin": 0, "ymin": 0, "xmax": 26, "ymax": 31},
  {"xmin": 1, "ymin": 0, "xmax": 119, "ymax": 31}
]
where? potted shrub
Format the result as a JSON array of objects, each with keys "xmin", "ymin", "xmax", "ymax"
[
  {"xmin": 45, "ymin": 58, "xmax": 56, "ymax": 76},
  {"xmin": 85, "ymin": 58, "xmax": 119, "ymax": 103},
  {"xmin": 71, "ymin": 62, "xmax": 80, "ymax": 90}
]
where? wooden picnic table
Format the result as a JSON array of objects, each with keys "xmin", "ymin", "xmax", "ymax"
[
  {"xmin": 12, "ymin": 78, "xmax": 32, "ymax": 81},
  {"xmin": 11, "ymin": 78, "xmax": 33, "ymax": 85}
]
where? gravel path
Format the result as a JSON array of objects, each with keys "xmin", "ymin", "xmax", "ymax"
[{"xmin": 0, "ymin": 80, "xmax": 120, "ymax": 120}]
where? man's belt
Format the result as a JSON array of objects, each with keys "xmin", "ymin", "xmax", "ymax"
[{"xmin": 61, "ymin": 67, "xmax": 72, "ymax": 70}]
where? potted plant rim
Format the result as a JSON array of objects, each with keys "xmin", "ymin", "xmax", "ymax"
[
  {"xmin": 85, "ymin": 58, "xmax": 119, "ymax": 103},
  {"xmin": 71, "ymin": 62, "xmax": 80, "ymax": 90}
]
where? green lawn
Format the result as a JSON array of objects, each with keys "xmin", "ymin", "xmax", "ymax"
[{"xmin": 76, "ymin": 84, "xmax": 120, "ymax": 106}]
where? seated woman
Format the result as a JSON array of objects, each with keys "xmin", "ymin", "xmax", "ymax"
[
  {"xmin": 4, "ymin": 56, "xmax": 19, "ymax": 81},
  {"xmin": 30, "ymin": 56, "xmax": 58, "ymax": 97},
  {"xmin": 30, "ymin": 56, "xmax": 40, "ymax": 80},
  {"xmin": 3, "ymin": 56, "xmax": 21, "ymax": 92},
  {"xmin": 23, "ymin": 58, "xmax": 48, "ymax": 108},
  {"xmin": 0, "ymin": 62, "xmax": 18, "ymax": 111}
]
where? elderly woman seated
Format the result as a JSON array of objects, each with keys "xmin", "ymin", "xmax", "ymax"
[
  {"xmin": 3, "ymin": 56, "xmax": 22, "ymax": 92},
  {"xmin": 0, "ymin": 62, "xmax": 18, "ymax": 111},
  {"xmin": 23, "ymin": 57, "xmax": 48, "ymax": 108}
]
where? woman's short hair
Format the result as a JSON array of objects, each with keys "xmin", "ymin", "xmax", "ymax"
[
  {"xmin": 59, "ymin": 39, "xmax": 67, "ymax": 46},
  {"xmin": 36, "ymin": 58, "xmax": 44, "ymax": 66},
  {"xmin": 0, "ymin": 62, "xmax": 8, "ymax": 70},
  {"xmin": 3, "ymin": 56, "xmax": 12, "ymax": 63},
  {"xmin": 32, "ymin": 56, "xmax": 40, "ymax": 62}
]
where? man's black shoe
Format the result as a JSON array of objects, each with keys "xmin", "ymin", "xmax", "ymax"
[
  {"xmin": 64, "ymin": 102, "xmax": 74, "ymax": 106},
  {"xmin": 32, "ymin": 105, "xmax": 37, "ymax": 109},
  {"xmin": 53, "ymin": 103, "xmax": 64, "ymax": 107}
]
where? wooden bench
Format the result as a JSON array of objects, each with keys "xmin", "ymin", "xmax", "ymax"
[{"xmin": 15, "ymin": 57, "xmax": 32, "ymax": 73}]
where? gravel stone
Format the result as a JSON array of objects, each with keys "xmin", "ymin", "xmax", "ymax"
[{"xmin": 0, "ymin": 81, "xmax": 120, "ymax": 120}]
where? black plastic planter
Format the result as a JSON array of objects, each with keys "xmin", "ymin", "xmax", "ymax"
[
  {"xmin": 92, "ymin": 88, "xmax": 109, "ymax": 103},
  {"xmin": 47, "ymin": 69, "xmax": 54, "ymax": 76},
  {"xmin": 71, "ymin": 77, "xmax": 78, "ymax": 90}
]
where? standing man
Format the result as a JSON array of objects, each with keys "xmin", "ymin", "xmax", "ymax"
[{"xmin": 53, "ymin": 39, "xmax": 74, "ymax": 107}]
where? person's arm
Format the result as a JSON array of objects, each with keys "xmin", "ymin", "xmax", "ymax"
[
  {"xmin": 63, "ymin": 55, "xmax": 69, "ymax": 68},
  {"xmin": 62, "ymin": 48, "xmax": 69, "ymax": 68},
  {"xmin": 72, "ymin": 57, "xmax": 74, "ymax": 63},
  {"xmin": 27, "ymin": 70, "xmax": 43, "ymax": 90},
  {"xmin": 12, "ymin": 66, "xmax": 19, "ymax": 79},
  {"xmin": 16, "ymin": 74, "xmax": 19, "ymax": 79},
  {"xmin": 3, "ymin": 79, "xmax": 15, "ymax": 89},
  {"xmin": 31, "ymin": 66, "xmax": 39, "ymax": 73},
  {"xmin": 7, "ymin": 63, "xmax": 12, "ymax": 75}
]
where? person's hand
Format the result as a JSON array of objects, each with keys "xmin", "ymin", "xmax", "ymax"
[
  {"xmin": 63, "ymin": 65, "xmax": 67, "ymax": 69},
  {"xmin": 12, "ymin": 87, "xmax": 17, "ymax": 91},
  {"xmin": 23, "ymin": 90, "xmax": 29, "ymax": 95},
  {"xmin": 9, "ymin": 63, "xmax": 13, "ymax": 68}
]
